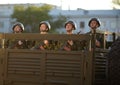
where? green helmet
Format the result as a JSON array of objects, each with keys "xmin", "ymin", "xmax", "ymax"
[
  {"xmin": 64, "ymin": 20, "xmax": 77, "ymax": 30},
  {"xmin": 39, "ymin": 21, "xmax": 51, "ymax": 31},
  {"xmin": 12, "ymin": 22, "xmax": 24, "ymax": 32},
  {"xmin": 88, "ymin": 18, "xmax": 101, "ymax": 27}
]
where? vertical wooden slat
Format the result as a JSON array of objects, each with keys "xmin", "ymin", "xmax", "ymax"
[{"xmin": 0, "ymin": 49, "xmax": 5, "ymax": 85}]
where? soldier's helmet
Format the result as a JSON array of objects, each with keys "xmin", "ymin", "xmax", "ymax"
[
  {"xmin": 64, "ymin": 20, "xmax": 77, "ymax": 30},
  {"xmin": 12, "ymin": 22, "xmax": 24, "ymax": 32},
  {"xmin": 88, "ymin": 18, "xmax": 101, "ymax": 27},
  {"xmin": 39, "ymin": 21, "xmax": 51, "ymax": 31}
]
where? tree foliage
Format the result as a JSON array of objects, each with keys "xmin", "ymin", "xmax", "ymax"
[
  {"xmin": 50, "ymin": 15, "xmax": 67, "ymax": 33},
  {"xmin": 12, "ymin": 4, "xmax": 53, "ymax": 33},
  {"xmin": 12, "ymin": 4, "xmax": 67, "ymax": 33},
  {"xmin": 112, "ymin": 0, "xmax": 120, "ymax": 5}
]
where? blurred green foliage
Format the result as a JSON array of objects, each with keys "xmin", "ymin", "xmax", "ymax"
[{"xmin": 12, "ymin": 4, "xmax": 66, "ymax": 33}]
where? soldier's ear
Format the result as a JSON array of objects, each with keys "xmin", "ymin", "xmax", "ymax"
[
  {"xmin": 72, "ymin": 28, "xmax": 74, "ymax": 30},
  {"xmin": 96, "ymin": 24, "xmax": 99, "ymax": 28},
  {"xmin": 47, "ymin": 28, "xmax": 49, "ymax": 31}
]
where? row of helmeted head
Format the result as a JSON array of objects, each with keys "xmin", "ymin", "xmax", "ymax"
[{"xmin": 12, "ymin": 17, "xmax": 101, "ymax": 33}]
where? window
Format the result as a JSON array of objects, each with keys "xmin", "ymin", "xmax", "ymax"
[
  {"xmin": 80, "ymin": 21, "xmax": 85, "ymax": 29},
  {"xmin": 0, "ymin": 21, "xmax": 4, "ymax": 28}
]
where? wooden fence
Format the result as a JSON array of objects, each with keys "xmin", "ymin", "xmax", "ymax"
[{"xmin": 0, "ymin": 33, "xmax": 108, "ymax": 85}]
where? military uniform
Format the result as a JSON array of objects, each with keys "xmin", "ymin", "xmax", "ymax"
[
  {"xmin": 52, "ymin": 40, "xmax": 63, "ymax": 50},
  {"xmin": 88, "ymin": 18, "xmax": 104, "ymax": 48},
  {"xmin": 87, "ymin": 31, "xmax": 104, "ymax": 48},
  {"xmin": 6, "ymin": 39, "xmax": 28, "ymax": 49},
  {"xmin": 60, "ymin": 20, "xmax": 87, "ymax": 51},
  {"xmin": 32, "ymin": 40, "xmax": 54, "ymax": 50},
  {"xmin": 5, "ymin": 22, "xmax": 28, "ymax": 49},
  {"xmin": 60, "ymin": 40, "xmax": 87, "ymax": 51},
  {"xmin": 31, "ymin": 21, "xmax": 55, "ymax": 50}
]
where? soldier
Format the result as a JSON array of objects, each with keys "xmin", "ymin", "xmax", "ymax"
[
  {"xmin": 88, "ymin": 18, "xmax": 103, "ymax": 48},
  {"xmin": 6, "ymin": 22, "xmax": 28, "ymax": 49},
  {"xmin": 12, "ymin": 22, "xmax": 24, "ymax": 34},
  {"xmin": 32, "ymin": 21, "xmax": 53, "ymax": 50},
  {"xmin": 61, "ymin": 20, "xmax": 79, "ymax": 51}
]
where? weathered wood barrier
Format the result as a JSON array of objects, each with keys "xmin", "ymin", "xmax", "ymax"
[{"xmin": 0, "ymin": 33, "xmax": 108, "ymax": 85}]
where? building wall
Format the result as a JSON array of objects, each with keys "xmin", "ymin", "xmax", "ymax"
[
  {"xmin": 50, "ymin": 9, "xmax": 120, "ymax": 41},
  {"xmin": 0, "ymin": 4, "xmax": 120, "ymax": 36},
  {"xmin": 0, "ymin": 4, "xmax": 14, "ymax": 33}
]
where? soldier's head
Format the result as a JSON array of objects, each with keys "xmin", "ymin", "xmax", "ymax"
[
  {"xmin": 64, "ymin": 20, "xmax": 76, "ymax": 33},
  {"xmin": 88, "ymin": 18, "xmax": 101, "ymax": 29},
  {"xmin": 12, "ymin": 22, "xmax": 24, "ymax": 33},
  {"xmin": 39, "ymin": 21, "xmax": 51, "ymax": 33}
]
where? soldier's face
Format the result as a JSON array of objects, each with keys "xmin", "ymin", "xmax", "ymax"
[
  {"xmin": 65, "ymin": 23, "xmax": 73, "ymax": 32},
  {"xmin": 90, "ymin": 20, "xmax": 99, "ymax": 29},
  {"xmin": 13, "ymin": 25, "xmax": 22, "ymax": 33},
  {"xmin": 40, "ymin": 24, "xmax": 48, "ymax": 32}
]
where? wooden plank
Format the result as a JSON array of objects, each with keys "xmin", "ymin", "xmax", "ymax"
[{"xmin": 4, "ymin": 33, "xmax": 91, "ymax": 41}]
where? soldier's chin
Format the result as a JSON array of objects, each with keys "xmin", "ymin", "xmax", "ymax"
[
  {"xmin": 15, "ymin": 31, "xmax": 21, "ymax": 33},
  {"xmin": 41, "ymin": 30, "xmax": 47, "ymax": 32}
]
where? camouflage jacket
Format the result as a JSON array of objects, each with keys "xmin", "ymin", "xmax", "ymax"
[
  {"xmin": 60, "ymin": 40, "xmax": 87, "ymax": 51},
  {"xmin": 5, "ymin": 39, "xmax": 28, "ymax": 49},
  {"xmin": 32, "ymin": 40, "xmax": 54, "ymax": 50}
]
